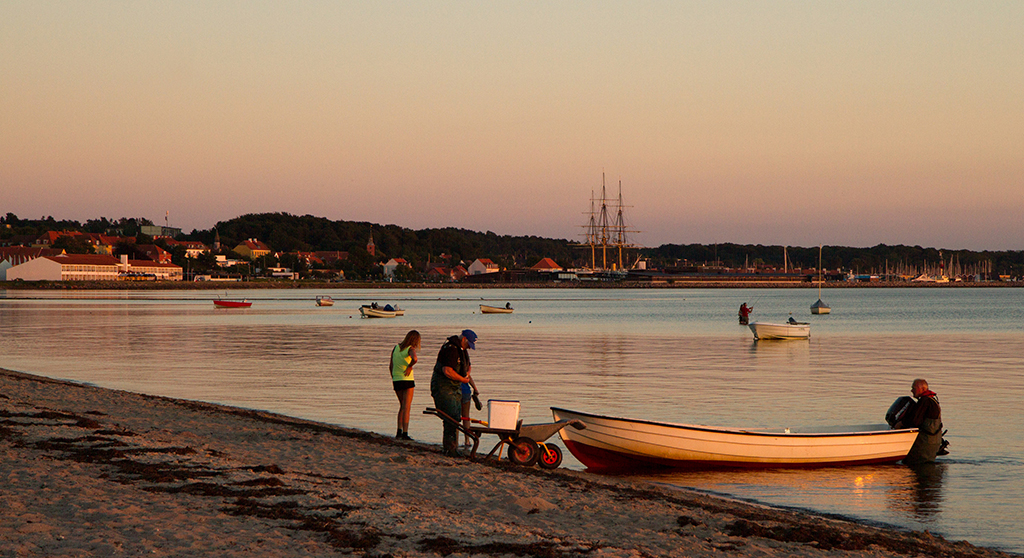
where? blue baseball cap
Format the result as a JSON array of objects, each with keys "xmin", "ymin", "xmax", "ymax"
[{"xmin": 461, "ymin": 329, "xmax": 477, "ymax": 349}]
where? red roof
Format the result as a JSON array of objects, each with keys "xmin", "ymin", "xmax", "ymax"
[
  {"xmin": 239, "ymin": 240, "xmax": 270, "ymax": 251},
  {"xmin": 44, "ymin": 254, "xmax": 121, "ymax": 266},
  {"xmin": 127, "ymin": 260, "xmax": 181, "ymax": 269},
  {"xmin": 0, "ymin": 247, "xmax": 63, "ymax": 265},
  {"xmin": 531, "ymin": 257, "xmax": 562, "ymax": 270}
]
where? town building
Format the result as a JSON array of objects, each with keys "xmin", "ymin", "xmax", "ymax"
[
  {"xmin": 0, "ymin": 247, "xmax": 64, "ymax": 280},
  {"xmin": 164, "ymin": 239, "xmax": 209, "ymax": 258},
  {"xmin": 468, "ymin": 258, "xmax": 499, "ymax": 275},
  {"xmin": 233, "ymin": 239, "xmax": 271, "ymax": 260},
  {"xmin": 383, "ymin": 258, "xmax": 410, "ymax": 278},
  {"xmin": 5, "ymin": 253, "xmax": 183, "ymax": 281}
]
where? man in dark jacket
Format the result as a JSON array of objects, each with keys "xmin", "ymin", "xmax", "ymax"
[
  {"xmin": 430, "ymin": 330, "xmax": 477, "ymax": 456},
  {"xmin": 895, "ymin": 378, "xmax": 943, "ymax": 464}
]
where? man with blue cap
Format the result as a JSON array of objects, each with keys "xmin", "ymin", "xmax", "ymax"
[{"xmin": 431, "ymin": 329, "xmax": 478, "ymax": 456}]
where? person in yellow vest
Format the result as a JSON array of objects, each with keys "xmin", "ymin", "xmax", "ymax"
[{"xmin": 390, "ymin": 330, "xmax": 421, "ymax": 440}]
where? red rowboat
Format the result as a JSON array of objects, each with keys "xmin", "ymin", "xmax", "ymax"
[{"xmin": 213, "ymin": 299, "xmax": 252, "ymax": 308}]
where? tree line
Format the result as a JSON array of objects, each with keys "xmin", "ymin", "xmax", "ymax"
[{"xmin": 3, "ymin": 212, "xmax": 1023, "ymax": 279}]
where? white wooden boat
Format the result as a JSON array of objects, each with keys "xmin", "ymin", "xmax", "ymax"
[
  {"xmin": 551, "ymin": 407, "xmax": 919, "ymax": 470},
  {"xmin": 315, "ymin": 296, "xmax": 334, "ymax": 307},
  {"xmin": 359, "ymin": 305, "xmax": 397, "ymax": 318},
  {"xmin": 480, "ymin": 304, "xmax": 513, "ymax": 314},
  {"xmin": 749, "ymin": 321, "xmax": 810, "ymax": 340}
]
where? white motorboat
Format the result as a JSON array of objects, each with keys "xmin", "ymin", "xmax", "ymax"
[
  {"xmin": 316, "ymin": 295, "xmax": 334, "ymax": 307},
  {"xmin": 749, "ymin": 321, "xmax": 810, "ymax": 340},
  {"xmin": 551, "ymin": 407, "xmax": 919, "ymax": 470}
]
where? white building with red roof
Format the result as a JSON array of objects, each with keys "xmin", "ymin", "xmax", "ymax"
[
  {"xmin": 383, "ymin": 258, "xmax": 410, "ymax": 278},
  {"xmin": 0, "ymin": 247, "xmax": 64, "ymax": 280},
  {"xmin": 5, "ymin": 254, "xmax": 182, "ymax": 281},
  {"xmin": 468, "ymin": 258, "xmax": 499, "ymax": 275}
]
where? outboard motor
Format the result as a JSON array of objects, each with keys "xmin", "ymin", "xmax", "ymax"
[{"xmin": 885, "ymin": 396, "xmax": 914, "ymax": 428}]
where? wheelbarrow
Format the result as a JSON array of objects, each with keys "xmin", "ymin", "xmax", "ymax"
[{"xmin": 423, "ymin": 407, "xmax": 585, "ymax": 468}]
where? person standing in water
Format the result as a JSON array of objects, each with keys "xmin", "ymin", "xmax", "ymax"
[
  {"xmin": 894, "ymin": 378, "xmax": 944, "ymax": 464},
  {"xmin": 390, "ymin": 330, "xmax": 420, "ymax": 440}
]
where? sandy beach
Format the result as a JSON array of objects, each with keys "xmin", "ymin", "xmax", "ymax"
[{"xmin": 1, "ymin": 368, "xmax": 1012, "ymax": 558}]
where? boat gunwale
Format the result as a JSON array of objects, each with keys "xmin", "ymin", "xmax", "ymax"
[{"xmin": 550, "ymin": 407, "xmax": 916, "ymax": 439}]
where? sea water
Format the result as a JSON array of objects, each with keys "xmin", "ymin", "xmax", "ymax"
[{"xmin": 1, "ymin": 287, "xmax": 1022, "ymax": 553}]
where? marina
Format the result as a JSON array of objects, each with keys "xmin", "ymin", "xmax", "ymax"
[{"xmin": 1, "ymin": 287, "xmax": 1022, "ymax": 553}]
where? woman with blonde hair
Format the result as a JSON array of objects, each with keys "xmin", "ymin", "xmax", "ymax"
[{"xmin": 390, "ymin": 330, "xmax": 421, "ymax": 440}]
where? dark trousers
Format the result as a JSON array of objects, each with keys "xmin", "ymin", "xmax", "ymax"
[{"xmin": 432, "ymin": 386, "xmax": 462, "ymax": 454}]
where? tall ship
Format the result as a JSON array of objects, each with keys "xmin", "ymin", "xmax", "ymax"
[{"xmin": 576, "ymin": 173, "xmax": 640, "ymax": 280}]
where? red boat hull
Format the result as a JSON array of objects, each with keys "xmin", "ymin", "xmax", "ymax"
[{"xmin": 213, "ymin": 300, "xmax": 252, "ymax": 308}]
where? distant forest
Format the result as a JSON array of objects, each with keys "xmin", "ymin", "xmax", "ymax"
[{"xmin": 3, "ymin": 212, "xmax": 1023, "ymax": 277}]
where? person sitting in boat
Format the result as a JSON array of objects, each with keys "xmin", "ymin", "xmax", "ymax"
[
  {"xmin": 371, "ymin": 302, "xmax": 379, "ymax": 309},
  {"xmin": 893, "ymin": 378, "xmax": 945, "ymax": 464},
  {"xmin": 505, "ymin": 302, "xmax": 512, "ymax": 309},
  {"xmin": 788, "ymin": 316, "xmax": 797, "ymax": 324}
]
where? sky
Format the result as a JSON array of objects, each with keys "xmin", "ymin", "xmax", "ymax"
[{"xmin": 2, "ymin": 2, "xmax": 1022, "ymax": 251}]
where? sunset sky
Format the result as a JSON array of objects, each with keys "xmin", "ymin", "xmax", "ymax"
[{"xmin": 3, "ymin": 2, "xmax": 1022, "ymax": 250}]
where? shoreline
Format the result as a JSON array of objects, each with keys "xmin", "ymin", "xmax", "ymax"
[
  {"xmin": 1, "ymin": 368, "xmax": 1013, "ymax": 557},
  {"xmin": 2, "ymin": 280, "xmax": 1021, "ymax": 291}
]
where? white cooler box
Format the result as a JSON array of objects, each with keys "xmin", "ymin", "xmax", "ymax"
[{"xmin": 487, "ymin": 400, "xmax": 520, "ymax": 431}]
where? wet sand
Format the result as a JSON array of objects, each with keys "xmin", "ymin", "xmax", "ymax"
[{"xmin": 1, "ymin": 367, "xmax": 1011, "ymax": 557}]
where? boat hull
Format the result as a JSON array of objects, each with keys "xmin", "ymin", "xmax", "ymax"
[
  {"xmin": 810, "ymin": 299, "xmax": 831, "ymax": 314},
  {"xmin": 480, "ymin": 304, "xmax": 513, "ymax": 314},
  {"xmin": 749, "ymin": 321, "xmax": 810, "ymax": 340},
  {"xmin": 316, "ymin": 296, "xmax": 334, "ymax": 307},
  {"xmin": 551, "ymin": 407, "xmax": 918, "ymax": 470},
  {"xmin": 213, "ymin": 300, "xmax": 251, "ymax": 308}
]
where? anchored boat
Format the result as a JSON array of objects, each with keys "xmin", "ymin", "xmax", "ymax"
[
  {"xmin": 749, "ymin": 320, "xmax": 810, "ymax": 340},
  {"xmin": 213, "ymin": 298, "xmax": 251, "ymax": 308}
]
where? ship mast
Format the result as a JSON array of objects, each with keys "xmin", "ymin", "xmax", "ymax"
[{"xmin": 579, "ymin": 172, "xmax": 639, "ymax": 271}]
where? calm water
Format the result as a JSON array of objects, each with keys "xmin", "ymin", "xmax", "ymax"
[{"xmin": 1, "ymin": 287, "xmax": 1022, "ymax": 553}]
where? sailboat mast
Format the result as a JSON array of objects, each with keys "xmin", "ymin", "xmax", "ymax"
[{"xmin": 818, "ymin": 245, "xmax": 823, "ymax": 297}]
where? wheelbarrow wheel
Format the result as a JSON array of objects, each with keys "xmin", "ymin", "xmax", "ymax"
[
  {"xmin": 507, "ymin": 437, "xmax": 539, "ymax": 466},
  {"xmin": 538, "ymin": 443, "xmax": 562, "ymax": 469}
]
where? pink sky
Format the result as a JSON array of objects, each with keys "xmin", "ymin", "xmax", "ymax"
[{"xmin": 2, "ymin": 2, "xmax": 1022, "ymax": 250}]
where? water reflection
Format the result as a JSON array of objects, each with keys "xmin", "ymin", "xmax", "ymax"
[
  {"xmin": 887, "ymin": 462, "xmax": 946, "ymax": 520},
  {"xmin": 635, "ymin": 461, "xmax": 945, "ymax": 523}
]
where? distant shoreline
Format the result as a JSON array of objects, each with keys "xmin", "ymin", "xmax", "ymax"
[{"xmin": 2, "ymin": 280, "xmax": 1020, "ymax": 290}]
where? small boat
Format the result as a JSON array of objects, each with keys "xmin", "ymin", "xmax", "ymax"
[
  {"xmin": 811, "ymin": 245, "xmax": 831, "ymax": 314},
  {"xmin": 316, "ymin": 296, "xmax": 334, "ymax": 307},
  {"xmin": 359, "ymin": 304, "xmax": 402, "ymax": 318},
  {"xmin": 480, "ymin": 304, "xmax": 514, "ymax": 314},
  {"xmin": 551, "ymin": 407, "xmax": 920, "ymax": 470},
  {"xmin": 214, "ymin": 299, "xmax": 251, "ymax": 308},
  {"xmin": 749, "ymin": 320, "xmax": 810, "ymax": 340}
]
